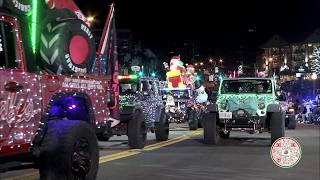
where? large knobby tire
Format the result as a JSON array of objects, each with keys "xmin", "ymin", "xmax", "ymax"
[
  {"xmin": 39, "ymin": 120, "xmax": 99, "ymax": 180},
  {"xmin": 40, "ymin": 11, "xmax": 95, "ymax": 75},
  {"xmin": 287, "ymin": 115, "xmax": 296, "ymax": 129},
  {"xmin": 2, "ymin": 0, "xmax": 33, "ymax": 15},
  {"xmin": 203, "ymin": 112, "xmax": 219, "ymax": 145},
  {"xmin": 219, "ymin": 131, "xmax": 230, "ymax": 138},
  {"xmin": 270, "ymin": 112, "xmax": 285, "ymax": 145},
  {"xmin": 128, "ymin": 110, "xmax": 147, "ymax": 149},
  {"xmin": 188, "ymin": 109, "xmax": 198, "ymax": 131},
  {"xmin": 155, "ymin": 109, "xmax": 169, "ymax": 141}
]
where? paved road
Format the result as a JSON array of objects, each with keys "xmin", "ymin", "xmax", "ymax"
[{"xmin": 1, "ymin": 124, "xmax": 319, "ymax": 180}]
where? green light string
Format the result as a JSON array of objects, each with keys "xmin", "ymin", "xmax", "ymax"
[{"xmin": 31, "ymin": 0, "xmax": 38, "ymax": 54}]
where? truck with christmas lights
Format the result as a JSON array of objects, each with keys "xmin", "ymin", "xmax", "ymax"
[
  {"xmin": 111, "ymin": 74, "xmax": 169, "ymax": 148},
  {"xmin": 0, "ymin": 1, "xmax": 120, "ymax": 179},
  {"xmin": 203, "ymin": 78, "xmax": 285, "ymax": 145},
  {"xmin": 162, "ymin": 56, "xmax": 208, "ymax": 130}
]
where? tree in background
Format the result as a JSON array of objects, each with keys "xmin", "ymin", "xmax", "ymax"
[{"xmin": 311, "ymin": 47, "xmax": 320, "ymax": 75}]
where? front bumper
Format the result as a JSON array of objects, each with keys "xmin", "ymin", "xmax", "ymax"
[{"xmin": 219, "ymin": 109, "xmax": 266, "ymax": 129}]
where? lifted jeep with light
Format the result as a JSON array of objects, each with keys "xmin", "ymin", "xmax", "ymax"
[
  {"xmin": 105, "ymin": 75, "xmax": 169, "ymax": 149},
  {"xmin": 0, "ymin": 1, "xmax": 119, "ymax": 179},
  {"xmin": 203, "ymin": 78, "xmax": 285, "ymax": 145}
]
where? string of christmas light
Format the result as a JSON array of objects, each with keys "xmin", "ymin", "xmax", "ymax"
[
  {"xmin": 311, "ymin": 47, "xmax": 320, "ymax": 75},
  {"xmin": 0, "ymin": 71, "xmax": 111, "ymax": 151}
]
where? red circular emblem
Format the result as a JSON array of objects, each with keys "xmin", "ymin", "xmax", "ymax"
[{"xmin": 270, "ymin": 137, "xmax": 302, "ymax": 168}]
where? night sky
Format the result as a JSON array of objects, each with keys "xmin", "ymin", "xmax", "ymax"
[{"xmin": 75, "ymin": 0, "xmax": 320, "ymax": 61}]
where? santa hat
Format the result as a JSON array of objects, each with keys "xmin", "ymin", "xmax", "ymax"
[
  {"xmin": 186, "ymin": 65, "xmax": 194, "ymax": 70},
  {"xmin": 171, "ymin": 56, "xmax": 180, "ymax": 61}
]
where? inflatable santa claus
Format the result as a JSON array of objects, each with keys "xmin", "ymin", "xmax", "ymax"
[{"xmin": 166, "ymin": 56, "xmax": 186, "ymax": 88}]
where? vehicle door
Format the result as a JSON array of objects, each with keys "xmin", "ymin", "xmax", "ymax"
[{"xmin": 0, "ymin": 16, "xmax": 41, "ymax": 155}]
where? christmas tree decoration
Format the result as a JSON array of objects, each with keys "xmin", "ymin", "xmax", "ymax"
[{"xmin": 311, "ymin": 47, "xmax": 320, "ymax": 75}]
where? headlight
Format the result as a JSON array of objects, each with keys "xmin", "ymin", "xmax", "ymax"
[
  {"xmin": 288, "ymin": 107, "xmax": 294, "ymax": 113},
  {"xmin": 258, "ymin": 101, "xmax": 265, "ymax": 109},
  {"xmin": 220, "ymin": 102, "xmax": 227, "ymax": 110}
]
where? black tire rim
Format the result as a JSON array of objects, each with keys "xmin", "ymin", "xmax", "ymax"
[{"xmin": 72, "ymin": 137, "xmax": 91, "ymax": 179}]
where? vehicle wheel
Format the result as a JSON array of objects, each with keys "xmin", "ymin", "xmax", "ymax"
[
  {"xmin": 219, "ymin": 131, "xmax": 230, "ymax": 138},
  {"xmin": 188, "ymin": 109, "xmax": 198, "ymax": 130},
  {"xmin": 287, "ymin": 115, "xmax": 296, "ymax": 129},
  {"xmin": 203, "ymin": 112, "xmax": 219, "ymax": 145},
  {"xmin": 155, "ymin": 109, "xmax": 169, "ymax": 141},
  {"xmin": 39, "ymin": 120, "xmax": 98, "ymax": 180},
  {"xmin": 40, "ymin": 9, "xmax": 95, "ymax": 75},
  {"xmin": 128, "ymin": 110, "xmax": 147, "ymax": 149},
  {"xmin": 2, "ymin": 0, "xmax": 34, "ymax": 15},
  {"xmin": 270, "ymin": 112, "xmax": 285, "ymax": 145}
]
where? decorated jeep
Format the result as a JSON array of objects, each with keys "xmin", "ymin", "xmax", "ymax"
[
  {"xmin": 203, "ymin": 78, "xmax": 285, "ymax": 145},
  {"xmin": 162, "ymin": 56, "xmax": 208, "ymax": 130},
  {"xmin": 110, "ymin": 75, "xmax": 169, "ymax": 149},
  {"xmin": 0, "ymin": 1, "xmax": 119, "ymax": 179}
]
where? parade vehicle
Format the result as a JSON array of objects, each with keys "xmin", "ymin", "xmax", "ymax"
[
  {"xmin": 99, "ymin": 74, "xmax": 169, "ymax": 148},
  {"xmin": 0, "ymin": 1, "xmax": 120, "ymax": 179},
  {"xmin": 203, "ymin": 78, "xmax": 285, "ymax": 145},
  {"xmin": 284, "ymin": 104, "xmax": 296, "ymax": 129},
  {"xmin": 277, "ymin": 92, "xmax": 296, "ymax": 129},
  {"xmin": 162, "ymin": 56, "xmax": 208, "ymax": 130}
]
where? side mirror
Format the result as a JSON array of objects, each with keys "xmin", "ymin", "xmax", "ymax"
[
  {"xmin": 106, "ymin": 90, "xmax": 115, "ymax": 107},
  {"xmin": 277, "ymin": 93, "xmax": 286, "ymax": 101}
]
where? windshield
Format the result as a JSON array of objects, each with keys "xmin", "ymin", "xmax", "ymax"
[
  {"xmin": 221, "ymin": 79, "xmax": 273, "ymax": 94},
  {"xmin": 0, "ymin": 20, "xmax": 17, "ymax": 68},
  {"xmin": 119, "ymin": 81, "xmax": 139, "ymax": 94},
  {"xmin": 161, "ymin": 89, "xmax": 192, "ymax": 99}
]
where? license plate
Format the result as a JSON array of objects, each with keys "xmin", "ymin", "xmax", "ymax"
[{"xmin": 219, "ymin": 112, "xmax": 232, "ymax": 119}]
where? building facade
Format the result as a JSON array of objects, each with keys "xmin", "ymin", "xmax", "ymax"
[{"xmin": 259, "ymin": 29, "xmax": 320, "ymax": 81}]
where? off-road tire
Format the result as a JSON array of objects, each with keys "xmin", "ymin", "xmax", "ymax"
[
  {"xmin": 155, "ymin": 109, "xmax": 169, "ymax": 141},
  {"xmin": 219, "ymin": 131, "xmax": 230, "ymax": 138},
  {"xmin": 128, "ymin": 110, "xmax": 147, "ymax": 149},
  {"xmin": 39, "ymin": 120, "xmax": 98, "ymax": 180},
  {"xmin": 270, "ymin": 112, "xmax": 285, "ymax": 144},
  {"xmin": 188, "ymin": 109, "xmax": 198, "ymax": 130},
  {"xmin": 40, "ymin": 10, "xmax": 95, "ymax": 75},
  {"xmin": 203, "ymin": 112, "xmax": 219, "ymax": 145},
  {"xmin": 287, "ymin": 115, "xmax": 296, "ymax": 129},
  {"xmin": 2, "ymin": 0, "xmax": 34, "ymax": 15}
]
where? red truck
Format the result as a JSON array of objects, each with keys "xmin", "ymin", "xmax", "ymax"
[{"xmin": 0, "ymin": 0, "xmax": 119, "ymax": 179}]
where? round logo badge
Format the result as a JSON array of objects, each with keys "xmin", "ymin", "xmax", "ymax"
[{"xmin": 270, "ymin": 137, "xmax": 302, "ymax": 168}]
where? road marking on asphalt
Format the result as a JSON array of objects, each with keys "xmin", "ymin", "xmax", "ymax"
[
  {"xmin": 3, "ymin": 172, "xmax": 38, "ymax": 180},
  {"xmin": 4, "ymin": 129, "xmax": 202, "ymax": 180},
  {"xmin": 99, "ymin": 129, "xmax": 202, "ymax": 163}
]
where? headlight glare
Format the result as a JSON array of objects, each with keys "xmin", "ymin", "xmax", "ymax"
[{"xmin": 258, "ymin": 101, "xmax": 265, "ymax": 109}]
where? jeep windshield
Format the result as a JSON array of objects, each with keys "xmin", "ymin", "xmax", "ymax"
[
  {"xmin": 161, "ymin": 88, "xmax": 192, "ymax": 99},
  {"xmin": 220, "ymin": 79, "xmax": 272, "ymax": 94},
  {"xmin": 119, "ymin": 80, "xmax": 139, "ymax": 94}
]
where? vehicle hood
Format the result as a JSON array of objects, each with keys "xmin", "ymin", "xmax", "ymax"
[
  {"xmin": 217, "ymin": 94, "xmax": 276, "ymax": 115},
  {"xmin": 119, "ymin": 94, "xmax": 137, "ymax": 107}
]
